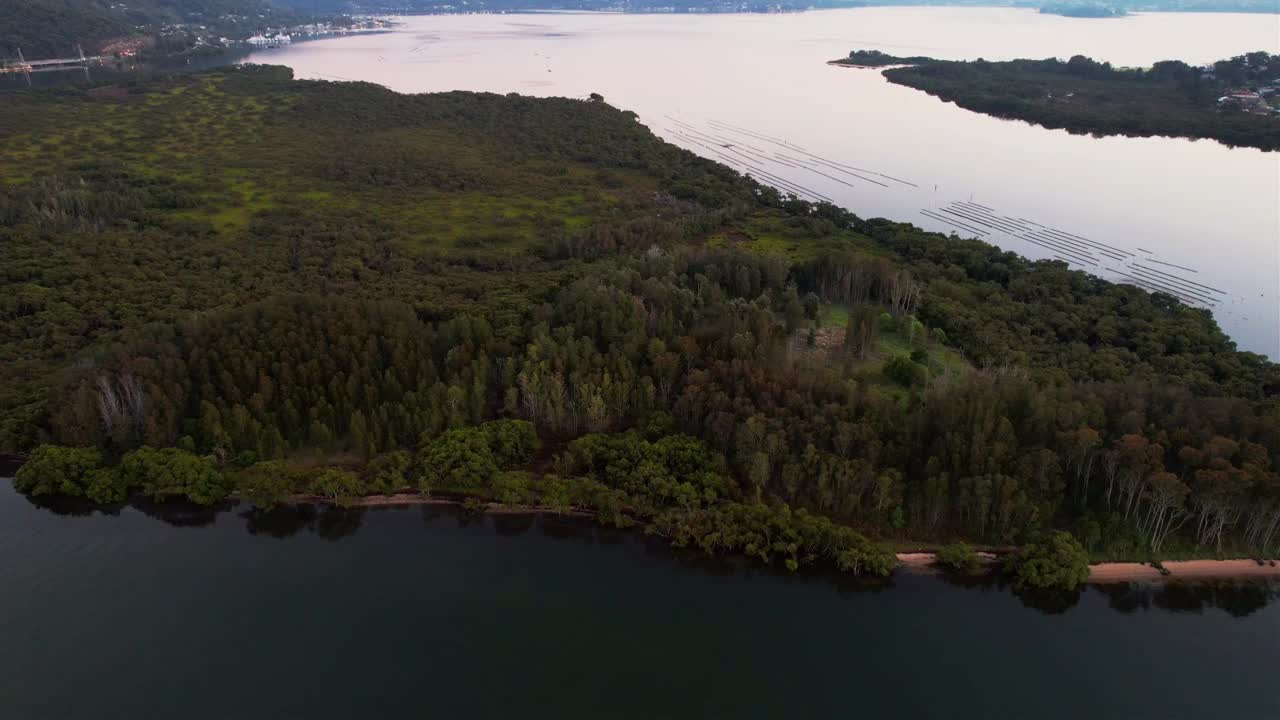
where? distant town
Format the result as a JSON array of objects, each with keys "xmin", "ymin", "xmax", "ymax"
[
  {"xmin": 1200, "ymin": 52, "xmax": 1280, "ymax": 115},
  {"xmin": 109, "ymin": 17, "xmax": 393, "ymax": 58},
  {"xmin": 2, "ymin": 2, "xmax": 393, "ymax": 73}
]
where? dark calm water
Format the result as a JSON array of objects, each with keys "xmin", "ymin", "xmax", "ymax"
[{"xmin": 1, "ymin": 479, "xmax": 1277, "ymax": 720}]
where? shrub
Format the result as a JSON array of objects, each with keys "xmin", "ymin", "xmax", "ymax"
[
  {"xmin": 479, "ymin": 419, "xmax": 540, "ymax": 467},
  {"xmin": 14, "ymin": 445, "xmax": 106, "ymax": 498},
  {"xmin": 366, "ymin": 451, "xmax": 412, "ymax": 494},
  {"xmin": 883, "ymin": 354, "xmax": 926, "ymax": 387},
  {"xmin": 491, "ymin": 471, "xmax": 531, "ymax": 506},
  {"xmin": 119, "ymin": 447, "xmax": 229, "ymax": 505},
  {"xmin": 538, "ymin": 474, "xmax": 574, "ymax": 514},
  {"xmin": 234, "ymin": 461, "xmax": 316, "ymax": 510},
  {"xmin": 85, "ymin": 467, "xmax": 128, "ymax": 504},
  {"xmin": 1004, "ymin": 531, "xmax": 1091, "ymax": 590},
  {"xmin": 310, "ymin": 468, "xmax": 366, "ymax": 507},
  {"xmin": 936, "ymin": 542, "xmax": 980, "ymax": 574},
  {"xmin": 418, "ymin": 428, "xmax": 499, "ymax": 491}
]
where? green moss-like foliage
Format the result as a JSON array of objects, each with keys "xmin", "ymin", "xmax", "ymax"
[
  {"xmin": 13, "ymin": 445, "xmax": 108, "ymax": 499},
  {"xmin": 119, "ymin": 446, "xmax": 229, "ymax": 505},
  {"xmin": 1004, "ymin": 531, "xmax": 1091, "ymax": 591},
  {"xmin": 651, "ymin": 502, "xmax": 896, "ymax": 576},
  {"xmin": 310, "ymin": 468, "xmax": 364, "ymax": 508},
  {"xmin": 936, "ymin": 542, "xmax": 980, "ymax": 574}
]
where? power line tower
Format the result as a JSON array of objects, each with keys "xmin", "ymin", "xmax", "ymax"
[{"xmin": 17, "ymin": 48, "xmax": 31, "ymax": 88}]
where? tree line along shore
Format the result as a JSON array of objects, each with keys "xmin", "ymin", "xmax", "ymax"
[
  {"xmin": 833, "ymin": 49, "xmax": 1280, "ymax": 150},
  {"xmin": 12, "ymin": 466, "xmax": 1276, "ymax": 585},
  {"xmin": 1, "ymin": 66, "xmax": 1278, "ymax": 594}
]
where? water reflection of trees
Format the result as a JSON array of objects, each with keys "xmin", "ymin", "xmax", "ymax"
[
  {"xmin": 20, "ymin": 491, "xmax": 224, "ymax": 526},
  {"xmin": 931, "ymin": 568, "xmax": 1279, "ymax": 616},
  {"xmin": 1014, "ymin": 586, "xmax": 1083, "ymax": 614},
  {"xmin": 20, "ymin": 492, "xmax": 125, "ymax": 518},
  {"xmin": 243, "ymin": 504, "xmax": 317, "ymax": 538},
  {"xmin": 491, "ymin": 513, "xmax": 536, "ymax": 537},
  {"xmin": 131, "ymin": 497, "xmax": 227, "ymax": 527},
  {"xmin": 16, "ymin": 491, "xmax": 1280, "ymax": 614},
  {"xmin": 314, "ymin": 506, "xmax": 364, "ymax": 541},
  {"xmin": 933, "ymin": 570, "xmax": 1083, "ymax": 614},
  {"xmin": 241, "ymin": 504, "xmax": 365, "ymax": 541},
  {"xmin": 1092, "ymin": 581, "xmax": 1279, "ymax": 618}
]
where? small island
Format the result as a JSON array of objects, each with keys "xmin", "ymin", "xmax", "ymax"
[{"xmin": 832, "ymin": 50, "xmax": 1280, "ymax": 150}]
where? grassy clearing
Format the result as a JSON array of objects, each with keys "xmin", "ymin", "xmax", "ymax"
[{"xmin": 816, "ymin": 302, "xmax": 971, "ymax": 388}]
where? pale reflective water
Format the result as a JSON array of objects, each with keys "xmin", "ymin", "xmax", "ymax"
[{"xmin": 251, "ymin": 9, "xmax": 1280, "ymax": 358}]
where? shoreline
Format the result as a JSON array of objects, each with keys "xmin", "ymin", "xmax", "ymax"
[
  {"xmin": 293, "ymin": 494, "xmax": 1280, "ymax": 582},
  {"xmin": 895, "ymin": 552, "xmax": 1280, "ymax": 583},
  {"xmin": 280, "ymin": 491, "xmax": 598, "ymax": 518},
  {"xmin": 1086, "ymin": 559, "xmax": 1280, "ymax": 583},
  {"xmin": 7, "ymin": 474, "xmax": 1277, "ymax": 582}
]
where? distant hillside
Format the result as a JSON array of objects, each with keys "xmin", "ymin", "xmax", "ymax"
[
  {"xmin": 268, "ymin": 0, "xmax": 1276, "ymax": 13},
  {"xmin": 268, "ymin": 0, "xmax": 878, "ymax": 10},
  {"xmin": 0, "ymin": 0, "xmax": 302, "ymax": 59},
  {"xmin": 5, "ymin": 0, "xmax": 1274, "ymax": 60}
]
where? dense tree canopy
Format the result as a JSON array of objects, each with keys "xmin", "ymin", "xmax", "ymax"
[
  {"xmin": 837, "ymin": 50, "xmax": 1280, "ymax": 150},
  {"xmin": 2, "ymin": 66, "xmax": 1278, "ymax": 573}
]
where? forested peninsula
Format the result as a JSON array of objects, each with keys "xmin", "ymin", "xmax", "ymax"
[
  {"xmin": 834, "ymin": 50, "xmax": 1280, "ymax": 150},
  {"xmin": 2, "ymin": 67, "xmax": 1278, "ymax": 587}
]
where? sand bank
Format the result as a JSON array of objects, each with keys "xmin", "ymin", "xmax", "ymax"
[
  {"xmin": 1089, "ymin": 559, "xmax": 1280, "ymax": 583},
  {"xmin": 896, "ymin": 552, "xmax": 1280, "ymax": 582}
]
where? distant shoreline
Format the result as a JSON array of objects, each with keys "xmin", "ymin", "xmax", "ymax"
[{"xmin": 829, "ymin": 49, "xmax": 1280, "ymax": 152}]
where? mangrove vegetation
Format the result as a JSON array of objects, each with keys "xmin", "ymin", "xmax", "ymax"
[
  {"xmin": 2, "ymin": 66, "xmax": 1279, "ymax": 582},
  {"xmin": 835, "ymin": 50, "xmax": 1280, "ymax": 150}
]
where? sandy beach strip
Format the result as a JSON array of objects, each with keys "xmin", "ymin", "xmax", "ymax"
[
  {"xmin": 898, "ymin": 552, "xmax": 1280, "ymax": 582},
  {"xmin": 1160, "ymin": 559, "xmax": 1280, "ymax": 579},
  {"xmin": 1089, "ymin": 559, "xmax": 1280, "ymax": 583},
  {"xmin": 896, "ymin": 552, "xmax": 937, "ymax": 566},
  {"xmin": 1087, "ymin": 562, "xmax": 1163, "ymax": 582}
]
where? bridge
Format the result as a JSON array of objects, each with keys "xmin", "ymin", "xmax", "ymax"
[{"xmin": 1, "ymin": 47, "xmax": 105, "ymax": 85}]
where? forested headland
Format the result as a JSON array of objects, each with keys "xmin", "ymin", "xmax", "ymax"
[
  {"xmin": 834, "ymin": 50, "xmax": 1280, "ymax": 150},
  {"xmin": 2, "ymin": 66, "xmax": 1278, "ymax": 584}
]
